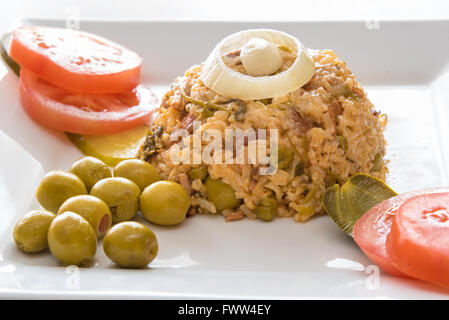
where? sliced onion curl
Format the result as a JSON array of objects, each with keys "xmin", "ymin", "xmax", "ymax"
[{"xmin": 200, "ymin": 29, "xmax": 315, "ymax": 101}]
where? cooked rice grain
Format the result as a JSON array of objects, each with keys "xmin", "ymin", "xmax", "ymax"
[{"xmin": 139, "ymin": 49, "xmax": 388, "ymax": 222}]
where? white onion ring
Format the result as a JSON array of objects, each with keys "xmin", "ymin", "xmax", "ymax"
[{"xmin": 200, "ymin": 29, "xmax": 315, "ymax": 100}]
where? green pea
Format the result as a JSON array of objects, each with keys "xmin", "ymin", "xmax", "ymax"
[
  {"xmin": 276, "ymin": 146, "xmax": 294, "ymax": 170},
  {"xmin": 255, "ymin": 198, "xmax": 278, "ymax": 221},
  {"xmin": 188, "ymin": 167, "xmax": 208, "ymax": 181},
  {"xmin": 205, "ymin": 177, "xmax": 241, "ymax": 212}
]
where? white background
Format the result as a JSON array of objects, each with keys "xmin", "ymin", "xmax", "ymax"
[{"xmin": 2, "ymin": 0, "xmax": 449, "ymax": 33}]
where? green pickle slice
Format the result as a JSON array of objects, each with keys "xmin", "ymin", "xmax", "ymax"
[
  {"xmin": 66, "ymin": 126, "xmax": 148, "ymax": 166},
  {"xmin": 322, "ymin": 173, "xmax": 397, "ymax": 237},
  {"xmin": 0, "ymin": 33, "xmax": 20, "ymax": 76}
]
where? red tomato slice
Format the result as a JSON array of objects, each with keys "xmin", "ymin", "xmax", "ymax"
[
  {"xmin": 354, "ymin": 187, "xmax": 449, "ymax": 277},
  {"xmin": 10, "ymin": 26, "xmax": 141, "ymax": 93},
  {"xmin": 354, "ymin": 195, "xmax": 408, "ymax": 277},
  {"xmin": 386, "ymin": 192, "xmax": 449, "ymax": 289},
  {"xmin": 19, "ymin": 68, "xmax": 157, "ymax": 135}
]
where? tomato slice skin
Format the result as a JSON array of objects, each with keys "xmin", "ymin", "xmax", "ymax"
[
  {"xmin": 386, "ymin": 192, "xmax": 449, "ymax": 289},
  {"xmin": 10, "ymin": 26, "xmax": 141, "ymax": 93},
  {"xmin": 354, "ymin": 194, "xmax": 412, "ymax": 277},
  {"xmin": 354, "ymin": 187, "xmax": 449, "ymax": 277},
  {"xmin": 19, "ymin": 68, "xmax": 157, "ymax": 135}
]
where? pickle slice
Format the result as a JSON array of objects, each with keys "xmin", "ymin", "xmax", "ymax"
[
  {"xmin": 1, "ymin": 33, "xmax": 20, "ymax": 76},
  {"xmin": 322, "ymin": 173, "xmax": 397, "ymax": 237},
  {"xmin": 67, "ymin": 126, "xmax": 148, "ymax": 166}
]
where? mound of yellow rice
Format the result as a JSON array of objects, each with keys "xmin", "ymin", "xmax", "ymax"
[{"xmin": 138, "ymin": 49, "xmax": 388, "ymax": 222}]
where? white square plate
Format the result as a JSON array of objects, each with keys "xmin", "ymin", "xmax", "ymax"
[{"xmin": 1, "ymin": 18, "xmax": 449, "ymax": 299}]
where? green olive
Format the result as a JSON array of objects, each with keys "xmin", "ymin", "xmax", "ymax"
[
  {"xmin": 205, "ymin": 177, "xmax": 241, "ymax": 212},
  {"xmin": 13, "ymin": 209, "xmax": 55, "ymax": 253},
  {"xmin": 90, "ymin": 177, "xmax": 140, "ymax": 223},
  {"xmin": 188, "ymin": 167, "xmax": 208, "ymax": 181},
  {"xmin": 47, "ymin": 211, "xmax": 97, "ymax": 266},
  {"xmin": 114, "ymin": 159, "xmax": 160, "ymax": 191},
  {"xmin": 255, "ymin": 198, "xmax": 278, "ymax": 221},
  {"xmin": 58, "ymin": 195, "xmax": 112, "ymax": 238},
  {"xmin": 276, "ymin": 146, "xmax": 294, "ymax": 170},
  {"xmin": 70, "ymin": 156, "xmax": 112, "ymax": 191},
  {"xmin": 140, "ymin": 181, "xmax": 190, "ymax": 226},
  {"xmin": 36, "ymin": 170, "xmax": 87, "ymax": 213},
  {"xmin": 103, "ymin": 221, "xmax": 158, "ymax": 268}
]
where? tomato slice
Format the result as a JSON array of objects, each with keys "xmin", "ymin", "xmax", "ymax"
[
  {"xmin": 386, "ymin": 192, "xmax": 449, "ymax": 289},
  {"xmin": 19, "ymin": 68, "xmax": 158, "ymax": 135},
  {"xmin": 10, "ymin": 26, "xmax": 141, "ymax": 93},
  {"xmin": 354, "ymin": 195, "xmax": 408, "ymax": 277},
  {"xmin": 354, "ymin": 187, "xmax": 449, "ymax": 277}
]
